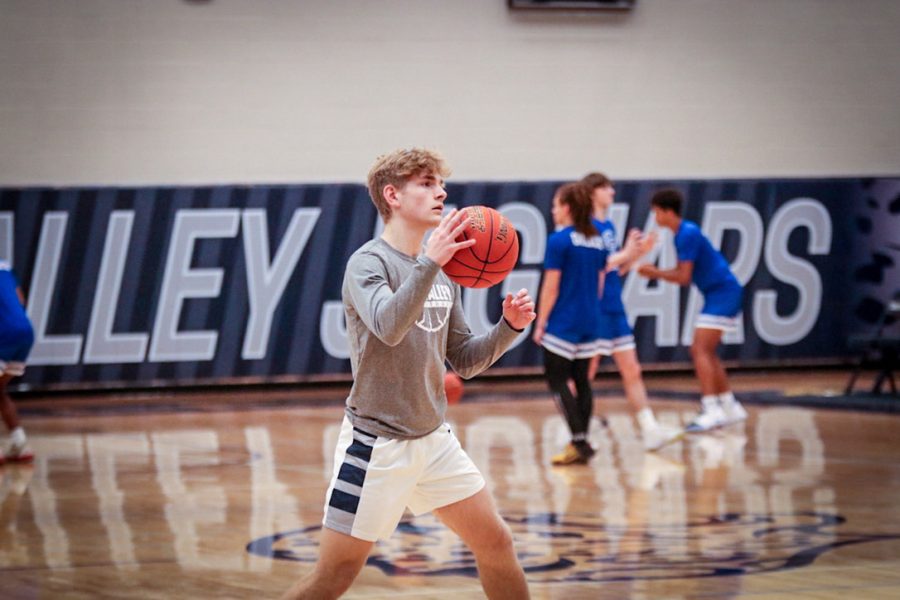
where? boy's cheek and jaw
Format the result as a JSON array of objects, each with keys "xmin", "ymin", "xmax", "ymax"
[
  {"xmin": 652, "ymin": 207, "xmax": 672, "ymax": 230},
  {"xmin": 395, "ymin": 185, "xmax": 447, "ymax": 227}
]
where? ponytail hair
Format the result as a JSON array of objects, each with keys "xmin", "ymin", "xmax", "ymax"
[{"xmin": 557, "ymin": 182, "xmax": 597, "ymax": 237}]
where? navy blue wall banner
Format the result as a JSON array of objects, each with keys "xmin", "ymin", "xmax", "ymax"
[{"xmin": 1, "ymin": 178, "xmax": 898, "ymax": 390}]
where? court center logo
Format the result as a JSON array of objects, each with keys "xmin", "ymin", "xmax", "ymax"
[
  {"xmin": 247, "ymin": 511, "xmax": 900, "ymax": 582},
  {"xmin": 416, "ymin": 284, "xmax": 452, "ymax": 332}
]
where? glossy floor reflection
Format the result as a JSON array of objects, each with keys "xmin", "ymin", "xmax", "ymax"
[{"xmin": 2, "ymin": 379, "xmax": 900, "ymax": 599}]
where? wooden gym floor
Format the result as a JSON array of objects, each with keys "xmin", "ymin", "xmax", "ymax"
[{"xmin": 2, "ymin": 370, "xmax": 899, "ymax": 599}]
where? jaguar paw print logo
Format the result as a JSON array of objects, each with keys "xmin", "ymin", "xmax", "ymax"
[{"xmin": 247, "ymin": 511, "xmax": 900, "ymax": 582}]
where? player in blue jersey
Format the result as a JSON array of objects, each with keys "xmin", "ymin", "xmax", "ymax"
[
  {"xmin": 637, "ymin": 188, "xmax": 748, "ymax": 432},
  {"xmin": 533, "ymin": 182, "xmax": 610, "ymax": 465},
  {"xmin": 0, "ymin": 261, "xmax": 35, "ymax": 464},
  {"xmin": 581, "ymin": 173, "xmax": 684, "ymax": 450}
]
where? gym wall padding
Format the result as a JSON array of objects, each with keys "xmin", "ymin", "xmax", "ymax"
[{"xmin": 1, "ymin": 176, "xmax": 897, "ymax": 390}]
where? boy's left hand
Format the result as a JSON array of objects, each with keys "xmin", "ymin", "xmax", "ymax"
[{"xmin": 502, "ymin": 289, "xmax": 536, "ymax": 330}]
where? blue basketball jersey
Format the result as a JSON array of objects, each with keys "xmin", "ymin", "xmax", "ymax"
[
  {"xmin": 674, "ymin": 220, "xmax": 739, "ymax": 294},
  {"xmin": 593, "ymin": 218, "xmax": 626, "ymax": 315},
  {"xmin": 543, "ymin": 226, "xmax": 609, "ymax": 343},
  {"xmin": 0, "ymin": 262, "xmax": 34, "ymax": 361}
]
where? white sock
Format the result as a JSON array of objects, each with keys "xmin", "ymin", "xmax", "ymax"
[
  {"xmin": 636, "ymin": 408, "xmax": 658, "ymax": 432},
  {"xmin": 701, "ymin": 394, "xmax": 719, "ymax": 410},
  {"xmin": 719, "ymin": 391, "xmax": 736, "ymax": 406},
  {"xmin": 10, "ymin": 427, "xmax": 26, "ymax": 446}
]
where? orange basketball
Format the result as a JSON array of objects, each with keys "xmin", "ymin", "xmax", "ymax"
[
  {"xmin": 444, "ymin": 371, "xmax": 464, "ymax": 405},
  {"xmin": 442, "ymin": 205, "xmax": 519, "ymax": 288}
]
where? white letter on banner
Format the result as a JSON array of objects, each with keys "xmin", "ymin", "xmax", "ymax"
[
  {"xmin": 241, "ymin": 208, "xmax": 320, "ymax": 359},
  {"xmin": 0, "ymin": 212, "xmax": 12, "ymax": 263},
  {"xmin": 318, "ymin": 201, "xmax": 415, "ymax": 361},
  {"xmin": 318, "ymin": 203, "xmax": 424, "ymax": 361},
  {"xmin": 608, "ymin": 204, "xmax": 629, "ymax": 247},
  {"xmin": 622, "ymin": 213, "xmax": 680, "ymax": 347},
  {"xmin": 753, "ymin": 199, "xmax": 831, "ymax": 345},
  {"xmin": 321, "ymin": 203, "xmax": 459, "ymax": 360},
  {"xmin": 501, "ymin": 202, "xmax": 546, "ymax": 265},
  {"xmin": 28, "ymin": 211, "xmax": 83, "ymax": 365},
  {"xmin": 320, "ymin": 301, "xmax": 349, "ymax": 359},
  {"xmin": 322, "ymin": 202, "xmax": 546, "ymax": 359},
  {"xmin": 149, "ymin": 210, "xmax": 240, "ymax": 362},
  {"xmin": 84, "ymin": 211, "xmax": 148, "ymax": 363},
  {"xmin": 681, "ymin": 202, "xmax": 763, "ymax": 346}
]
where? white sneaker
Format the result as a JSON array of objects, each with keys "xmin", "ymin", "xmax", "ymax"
[
  {"xmin": 5, "ymin": 439, "xmax": 34, "ymax": 463},
  {"xmin": 721, "ymin": 400, "xmax": 748, "ymax": 426},
  {"xmin": 642, "ymin": 424, "xmax": 684, "ymax": 451},
  {"xmin": 686, "ymin": 398, "xmax": 726, "ymax": 433}
]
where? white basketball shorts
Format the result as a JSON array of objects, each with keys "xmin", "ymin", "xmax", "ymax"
[{"xmin": 322, "ymin": 415, "xmax": 485, "ymax": 542}]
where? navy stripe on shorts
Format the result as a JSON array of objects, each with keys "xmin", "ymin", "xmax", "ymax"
[{"xmin": 325, "ymin": 427, "xmax": 377, "ymax": 530}]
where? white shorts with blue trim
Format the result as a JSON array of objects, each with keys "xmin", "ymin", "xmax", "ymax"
[
  {"xmin": 0, "ymin": 322, "xmax": 32, "ymax": 375},
  {"xmin": 541, "ymin": 333, "xmax": 605, "ymax": 360},
  {"xmin": 596, "ymin": 312, "xmax": 636, "ymax": 355},
  {"xmin": 696, "ymin": 313, "xmax": 742, "ymax": 331},
  {"xmin": 323, "ymin": 415, "xmax": 485, "ymax": 542},
  {"xmin": 0, "ymin": 360, "xmax": 26, "ymax": 377}
]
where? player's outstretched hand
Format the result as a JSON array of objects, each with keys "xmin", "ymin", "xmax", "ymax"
[
  {"xmin": 502, "ymin": 288, "xmax": 536, "ymax": 331},
  {"xmin": 624, "ymin": 227, "xmax": 641, "ymax": 247},
  {"xmin": 637, "ymin": 230, "xmax": 658, "ymax": 257},
  {"xmin": 615, "ymin": 227, "xmax": 642, "ymax": 269},
  {"xmin": 425, "ymin": 208, "xmax": 475, "ymax": 266}
]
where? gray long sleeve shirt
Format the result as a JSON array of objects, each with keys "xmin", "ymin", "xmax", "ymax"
[{"xmin": 342, "ymin": 238, "xmax": 521, "ymax": 439}]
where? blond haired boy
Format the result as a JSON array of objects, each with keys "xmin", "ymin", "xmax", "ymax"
[{"xmin": 282, "ymin": 148, "xmax": 535, "ymax": 599}]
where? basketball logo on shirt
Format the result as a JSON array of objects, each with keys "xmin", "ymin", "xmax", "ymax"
[
  {"xmin": 417, "ymin": 284, "xmax": 452, "ymax": 332},
  {"xmin": 601, "ymin": 229, "xmax": 617, "ymax": 253}
]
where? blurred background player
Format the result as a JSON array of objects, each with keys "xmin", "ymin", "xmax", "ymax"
[
  {"xmin": 532, "ymin": 183, "xmax": 609, "ymax": 465},
  {"xmin": 637, "ymin": 188, "xmax": 748, "ymax": 432},
  {"xmin": 581, "ymin": 173, "xmax": 683, "ymax": 450},
  {"xmin": 0, "ymin": 261, "xmax": 35, "ymax": 464}
]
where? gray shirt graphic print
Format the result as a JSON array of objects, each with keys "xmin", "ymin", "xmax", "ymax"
[{"xmin": 341, "ymin": 238, "xmax": 520, "ymax": 439}]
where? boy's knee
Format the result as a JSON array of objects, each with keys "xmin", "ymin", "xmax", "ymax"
[{"xmin": 474, "ymin": 520, "xmax": 516, "ymax": 557}]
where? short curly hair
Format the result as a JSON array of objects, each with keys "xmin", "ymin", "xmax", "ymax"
[
  {"xmin": 367, "ymin": 148, "xmax": 451, "ymax": 222},
  {"xmin": 650, "ymin": 187, "xmax": 684, "ymax": 216}
]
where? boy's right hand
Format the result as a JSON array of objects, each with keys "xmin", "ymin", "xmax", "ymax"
[{"xmin": 425, "ymin": 209, "xmax": 476, "ymax": 266}]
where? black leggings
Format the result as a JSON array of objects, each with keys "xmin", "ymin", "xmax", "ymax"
[{"xmin": 543, "ymin": 348, "xmax": 593, "ymax": 442}]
